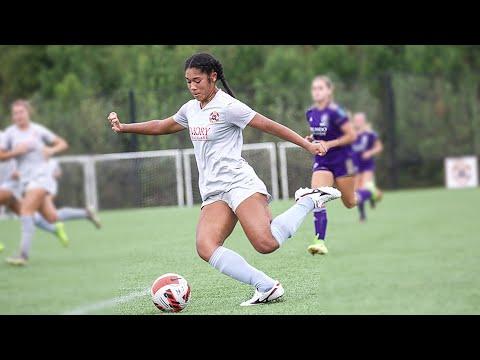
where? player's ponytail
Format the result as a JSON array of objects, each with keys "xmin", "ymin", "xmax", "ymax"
[{"xmin": 184, "ymin": 53, "xmax": 236, "ymax": 98}]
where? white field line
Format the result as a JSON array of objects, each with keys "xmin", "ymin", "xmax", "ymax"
[{"xmin": 61, "ymin": 288, "xmax": 150, "ymax": 315}]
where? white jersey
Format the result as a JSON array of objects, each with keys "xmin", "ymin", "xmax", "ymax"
[
  {"xmin": 0, "ymin": 131, "xmax": 16, "ymax": 184},
  {"xmin": 47, "ymin": 158, "xmax": 61, "ymax": 179},
  {"xmin": 0, "ymin": 122, "xmax": 56, "ymax": 182},
  {"xmin": 173, "ymin": 89, "xmax": 258, "ymax": 201}
]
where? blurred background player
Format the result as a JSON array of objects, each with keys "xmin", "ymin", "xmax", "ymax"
[
  {"xmin": 304, "ymin": 76, "xmax": 358, "ymax": 255},
  {"xmin": 351, "ymin": 112, "xmax": 384, "ymax": 222},
  {"xmin": 0, "ymin": 128, "xmax": 15, "ymax": 252},
  {"xmin": 0, "ymin": 100, "xmax": 100, "ymax": 266},
  {"xmin": 31, "ymin": 157, "xmax": 101, "ymax": 243},
  {"xmin": 0, "ymin": 106, "xmax": 101, "ymax": 261},
  {"xmin": 108, "ymin": 53, "xmax": 341, "ymax": 306}
]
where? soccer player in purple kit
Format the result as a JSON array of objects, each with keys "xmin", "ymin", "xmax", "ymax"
[
  {"xmin": 303, "ymin": 76, "xmax": 357, "ymax": 255},
  {"xmin": 352, "ymin": 112, "xmax": 384, "ymax": 222}
]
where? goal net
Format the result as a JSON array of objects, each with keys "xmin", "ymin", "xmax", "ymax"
[
  {"xmin": 183, "ymin": 142, "xmax": 279, "ymax": 206},
  {"xmin": 278, "ymin": 142, "xmax": 313, "ymax": 199},
  {"xmin": 55, "ymin": 150, "xmax": 184, "ymax": 211}
]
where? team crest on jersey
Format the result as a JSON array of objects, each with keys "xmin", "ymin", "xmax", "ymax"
[
  {"xmin": 320, "ymin": 114, "xmax": 329, "ymax": 127},
  {"xmin": 209, "ymin": 111, "xmax": 220, "ymax": 124}
]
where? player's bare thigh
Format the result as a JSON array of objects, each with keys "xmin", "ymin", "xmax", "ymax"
[
  {"xmin": 0, "ymin": 189, "xmax": 14, "ymax": 206},
  {"xmin": 311, "ymin": 170, "xmax": 334, "ymax": 188},
  {"xmin": 38, "ymin": 195, "xmax": 58, "ymax": 223},
  {"xmin": 21, "ymin": 188, "xmax": 48, "ymax": 216},
  {"xmin": 235, "ymin": 192, "xmax": 278, "ymax": 254},
  {"xmin": 335, "ymin": 175, "xmax": 357, "ymax": 209},
  {"xmin": 196, "ymin": 200, "xmax": 238, "ymax": 262}
]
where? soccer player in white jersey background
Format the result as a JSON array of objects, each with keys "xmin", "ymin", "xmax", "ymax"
[
  {"xmin": 108, "ymin": 53, "xmax": 342, "ymax": 306},
  {"xmin": 0, "ymin": 100, "xmax": 100, "ymax": 265}
]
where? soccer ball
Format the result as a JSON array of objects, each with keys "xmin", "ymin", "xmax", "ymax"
[{"xmin": 151, "ymin": 273, "xmax": 191, "ymax": 313}]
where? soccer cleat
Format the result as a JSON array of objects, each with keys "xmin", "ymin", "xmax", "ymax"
[
  {"xmin": 6, "ymin": 255, "xmax": 28, "ymax": 266},
  {"xmin": 0, "ymin": 243, "xmax": 4, "ymax": 253},
  {"xmin": 307, "ymin": 238, "xmax": 329, "ymax": 255},
  {"xmin": 54, "ymin": 222, "xmax": 70, "ymax": 247},
  {"xmin": 86, "ymin": 206, "xmax": 102, "ymax": 229},
  {"xmin": 294, "ymin": 187, "xmax": 342, "ymax": 209},
  {"xmin": 240, "ymin": 282, "xmax": 285, "ymax": 306}
]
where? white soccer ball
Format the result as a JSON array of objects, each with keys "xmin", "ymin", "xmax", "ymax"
[{"xmin": 151, "ymin": 273, "xmax": 191, "ymax": 313}]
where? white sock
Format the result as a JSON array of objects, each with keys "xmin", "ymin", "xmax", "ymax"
[
  {"xmin": 270, "ymin": 196, "xmax": 315, "ymax": 246},
  {"xmin": 34, "ymin": 213, "xmax": 56, "ymax": 233},
  {"xmin": 57, "ymin": 207, "xmax": 88, "ymax": 221},
  {"xmin": 209, "ymin": 246, "xmax": 276, "ymax": 292},
  {"xmin": 20, "ymin": 216, "xmax": 36, "ymax": 259}
]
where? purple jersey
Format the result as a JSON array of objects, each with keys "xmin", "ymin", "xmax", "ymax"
[
  {"xmin": 306, "ymin": 103, "xmax": 349, "ymax": 161},
  {"xmin": 352, "ymin": 130, "xmax": 378, "ymax": 172}
]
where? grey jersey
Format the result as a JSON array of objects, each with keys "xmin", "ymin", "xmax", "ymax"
[
  {"xmin": 0, "ymin": 131, "xmax": 16, "ymax": 184},
  {"xmin": 173, "ymin": 89, "xmax": 257, "ymax": 201},
  {"xmin": 0, "ymin": 122, "xmax": 56, "ymax": 182}
]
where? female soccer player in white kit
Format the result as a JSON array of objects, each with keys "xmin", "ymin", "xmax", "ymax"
[
  {"xmin": 0, "ymin": 100, "xmax": 69, "ymax": 265},
  {"xmin": 108, "ymin": 53, "xmax": 342, "ymax": 306}
]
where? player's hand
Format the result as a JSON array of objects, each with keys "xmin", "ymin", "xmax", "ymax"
[
  {"xmin": 362, "ymin": 151, "xmax": 372, "ymax": 160},
  {"xmin": 308, "ymin": 141, "xmax": 328, "ymax": 156},
  {"xmin": 13, "ymin": 142, "xmax": 32, "ymax": 156},
  {"xmin": 43, "ymin": 146, "xmax": 55, "ymax": 160},
  {"xmin": 305, "ymin": 135, "xmax": 314, "ymax": 143},
  {"xmin": 108, "ymin": 112, "xmax": 124, "ymax": 133},
  {"xmin": 11, "ymin": 170, "xmax": 20, "ymax": 180}
]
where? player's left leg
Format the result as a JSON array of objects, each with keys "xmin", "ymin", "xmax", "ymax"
[
  {"xmin": 36, "ymin": 195, "xmax": 70, "ymax": 247},
  {"xmin": 234, "ymin": 190, "xmax": 340, "ymax": 306},
  {"xmin": 6, "ymin": 188, "xmax": 47, "ymax": 266},
  {"xmin": 362, "ymin": 170, "xmax": 383, "ymax": 207}
]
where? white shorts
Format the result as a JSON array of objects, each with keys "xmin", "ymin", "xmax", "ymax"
[
  {"xmin": 201, "ymin": 177, "xmax": 272, "ymax": 213},
  {"xmin": 0, "ymin": 179, "xmax": 22, "ymax": 200},
  {"xmin": 24, "ymin": 175, "xmax": 58, "ymax": 197},
  {"xmin": 0, "ymin": 176, "xmax": 57, "ymax": 199}
]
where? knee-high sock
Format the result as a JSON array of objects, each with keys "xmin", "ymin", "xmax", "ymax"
[
  {"xmin": 20, "ymin": 216, "xmax": 35, "ymax": 259},
  {"xmin": 270, "ymin": 196, "xmax": 315, "ymax": 246},
  {"xmin": 313, "ymin": 207, "xmax": 327, "ymax": 241},
  {"xmin": 356, "ymin": 189, "xmax": 371, "ymax": 221},
  {"xmin": 358, "ymin": 200, "xmax": 366, "ymax": 221},
  {"xmin": 356, "ymin": 189, "xmax": 372, "ymax": 204},
  {"xmin": 34, "ymin": 213, "xmax": 56, "ymax": 233},
  {"xmin": 57, "ymin": 207, "xmax": 88, "ymax": 221},
  {"xmin": 209, "ymin": 246, "xmax": 276, "ymax": 292}
]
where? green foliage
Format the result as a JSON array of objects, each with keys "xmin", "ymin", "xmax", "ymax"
[{"xmin": 0, "ymin": 45, "xmax": 479, "ymax": 188}]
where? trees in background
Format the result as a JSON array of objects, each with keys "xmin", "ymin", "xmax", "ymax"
[{"xmin": 1, "ymin": 45, "xmax": 479, "ymax": 188}]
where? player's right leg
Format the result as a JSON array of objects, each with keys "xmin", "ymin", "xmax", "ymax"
[
  {"xmin": 308, "ymin": 170, "xmax": 335, "ymax": 255},
  {"xmin": 6, "ymin": 188, "xmax": 47, "ymax": 266},
  {"xmin": 196, "ymin": 200, "xmax": 281, "ymax": 306}
]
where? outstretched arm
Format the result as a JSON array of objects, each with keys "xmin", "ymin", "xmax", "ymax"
[
  {"xmin": 327, "ymin": 122, "xmax": 357, "ymax": 149},
  {"xmin": 248, "ymin": 113, "xmax": 325, "ymax": 155},
  {"xmin": 108, "ymin": 112, "xmax": 185, "ymax": 135},
  {"xmin": 363, "ymin": 139, "xmax": 383, "ymax": 159}
]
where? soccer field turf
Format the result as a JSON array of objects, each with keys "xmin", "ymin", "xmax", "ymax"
[{"xmin": 0, "ymin": 187, "xmax": 479, "ymax": 315}]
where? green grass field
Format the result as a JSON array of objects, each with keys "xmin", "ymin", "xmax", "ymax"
[{"xmin": 1, "ymin": 187, "xmax": 479, "ymax": 315}]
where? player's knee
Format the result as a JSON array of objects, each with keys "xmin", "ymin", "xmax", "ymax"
[
  {"xmin": 252, "ymin": 236, "xmax": 279, "ymax": 254},
  {"xmin": 43, "ymin": 213, "xmax": 58, "ymax": 223},
  {"xmin": 343, "ymin": 197, "xmax": 356, "ymax": 209},
  {"xmin": 195, "ymin": 239, "xmax": 216, "ymax": 262}
]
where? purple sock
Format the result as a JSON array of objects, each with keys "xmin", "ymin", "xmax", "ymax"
[
  {"xmin": 356, "ymin": 189, "xmax": 372, "ymax": 204},
  {"xmin": 313, "ymin": 207, "xmax": 327, "ymax": 241},
  {"xmin": 358, "ymin": 200, "xmax": 366, "ymax": 221}
]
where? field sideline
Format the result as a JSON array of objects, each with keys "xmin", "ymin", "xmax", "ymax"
[{"xmin": 0, "ymin": 187, "xmax": 478, "ymax": 315}]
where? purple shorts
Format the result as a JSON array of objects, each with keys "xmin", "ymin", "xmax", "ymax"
[
  {"xmin": 313, "ymin": 154, "xmax": 356, "ymax": 178},
  {"xmin": 358, "ymin": 159, "xmax": 376, "ymax": 173}
]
